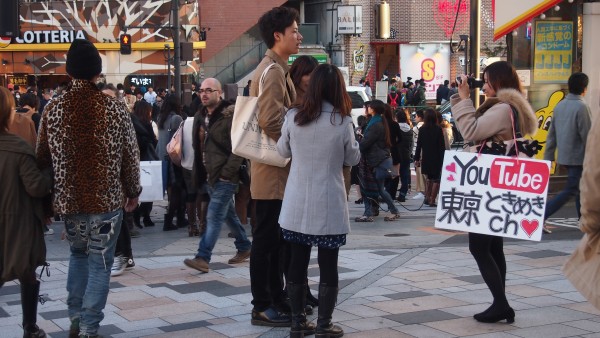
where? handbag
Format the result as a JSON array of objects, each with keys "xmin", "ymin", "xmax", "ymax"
[
  {"xmin": 374, "ymin": 156, "xmax": 395, "ymax": 180},
  {"xmin": 166, "ymin": 121, "xmax": 184, "ymax": 166},
  {"xmin": 230, "ymin": 63, "xmax": 291, "ymax": 167}
]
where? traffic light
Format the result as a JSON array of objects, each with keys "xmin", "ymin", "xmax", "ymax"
[{"xmin": 120, "ymin": 34, "xmax": 132, "ymax": 55}]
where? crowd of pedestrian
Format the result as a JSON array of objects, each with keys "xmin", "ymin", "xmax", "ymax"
[{"xmin": 1, "ymin": 5, "xmax": 598, "ymax": 338}]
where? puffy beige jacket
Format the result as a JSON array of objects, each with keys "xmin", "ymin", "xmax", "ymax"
[
  {"xmin": 450, "ymin": 88, "xmax": 537, "ymax": 144},
  {"xmin": 248, "ymin": 50, "xmax": 295, "ymax": 200}
]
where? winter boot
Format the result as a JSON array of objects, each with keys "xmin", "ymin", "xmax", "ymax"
[
  {"xmin": 306, "ymin": 283, "xmax": 319, "ymax": 307},
  {"xmin": 315, "ymin": 284, "xmax": 343, "ymax": 338},
  {"xmin": 288, "ymin": 282, "xmax": 316, "ymax": 338},
  {"xmin": 21, "ymin": 281, "xmax": 46, "ymax": 338},
  {"xmin": 163, "ymin": 214, "xmax": 178, "ymax": 231}
]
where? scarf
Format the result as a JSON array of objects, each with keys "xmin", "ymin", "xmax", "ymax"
[{"xmin": 364, "ymin": 114, "xmax": 381, "ymax": 135}]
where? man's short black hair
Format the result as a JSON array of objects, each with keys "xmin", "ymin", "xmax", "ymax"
[
  {"xmin": 568, "ymin": 72, "xmax": 589, "ymax": 95},
  {"xmin": 258, "ymin": 6, "xmax": 300, "ymax": 49}
]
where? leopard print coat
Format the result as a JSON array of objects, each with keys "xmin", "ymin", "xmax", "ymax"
[{"xmin": 36, "ymin": 79, "xmax": 141, "ymax": 215}]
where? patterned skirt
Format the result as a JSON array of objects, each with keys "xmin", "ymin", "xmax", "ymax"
[{"xmin": 281, "ymin": 229, "xmax": 346, "ymax": 249}]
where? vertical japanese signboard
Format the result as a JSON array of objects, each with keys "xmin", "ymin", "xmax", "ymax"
[
  {"xmin": 533, "ymin": 21, "xmax": 573, "ymax": 84},
  {"xmin": 435, "ymin": 151, "xmax": 551, "ymax": 241}
]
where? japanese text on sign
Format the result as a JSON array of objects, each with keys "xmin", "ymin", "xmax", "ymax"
[
  {"xmin": 434, "ymin": 151, "xmax": 551, "ymax": 241},
  {"xmin": 533, "ymin": 21, "xmax": 573, "ymax": 84}
]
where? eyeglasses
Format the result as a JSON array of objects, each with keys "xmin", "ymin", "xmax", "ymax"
[{"xmin": 198, "ymin": 88, "xmax": 218, "ymax": 94}]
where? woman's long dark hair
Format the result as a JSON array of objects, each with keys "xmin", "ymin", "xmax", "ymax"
[
  {"xmin": 289, "ymin": 55, "xmax": 319, "ymax": 91},
  {"xmin": 158, "ymin": 94, "xmax": 182, "ymax": 128},
  {"xmin": 133, "ymin": 100, "xmax": 152, "ymax": 124},
  {"xmin": 368, "ymin": 100, "xmax": 391, "ymax": 148},
  {"xmin": 423, "ymin": 108, "xmax": 438, "ymax": 127},
  {"xmin": 295, "ymin": 64, "xmax": 352, "ymax": 126}
]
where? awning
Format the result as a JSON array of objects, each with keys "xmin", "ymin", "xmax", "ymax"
[{"xmin": 493, "ymin": 0, "xmax": 563, "ymax": 40}]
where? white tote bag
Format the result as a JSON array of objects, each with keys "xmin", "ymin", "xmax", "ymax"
[
  {"xmin": 231, "ymin": 63, "xmax": 291, "ymax": 167},
  {"xmin": 138, "ymin": 161, "xmax": 164, "ymax": 202}
]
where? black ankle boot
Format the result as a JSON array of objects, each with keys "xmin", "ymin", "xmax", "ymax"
[
  {"xmin": 288, "ymin": 282, "xmax": 316, "ymax": 338},
  {"xmin": 473, "ymin": 301, "xmax": 514, "ymax": 323},
  {"xmin": 163, "ymin": 214, "xmax": 177, "ymax": 231},
  {"xmin": 21, "ymin": 281, "xmax": 46, "ymax": 338},
  {"xmin": 315, "ymin": 284, "xmax": 343, "ymax": 338}
]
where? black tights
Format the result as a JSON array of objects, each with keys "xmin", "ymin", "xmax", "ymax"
[
  {"xmin": 287, "ymin": 241, "xmax": 339, "ymax": 287},
  {"xmin": 469, "ymin": 233, "xmax": 507, "ymax": 304}
]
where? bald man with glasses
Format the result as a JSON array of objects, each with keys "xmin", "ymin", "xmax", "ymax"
[{"xmin": 184, "ymin": 78, "xmax": 252, "ymax": 273}]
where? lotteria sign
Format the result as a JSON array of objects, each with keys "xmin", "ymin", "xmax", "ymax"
[{"xmin": 13, "ymin": 30, "xmax": 86, "ymax": 44}]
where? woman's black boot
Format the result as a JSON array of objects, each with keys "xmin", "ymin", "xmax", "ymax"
[
  {"xmin": 474, "ymin": 301, "xmax": 515, "ymax": 323},
  {"xmin": 288, "ymin": 282, "xmax": 316, "ymax": 338},
  {"xmin": 21, "ymin": 281, "xmax": 46, "ymax": 338},
  {"xmin": 315, "ymin": 284, "xmax": 343, "ymax": 338},
  {"xmin": 306, "ymin": 283, "xmax": 319, "ymax": 307},
  {"xmin": 163, "ymin": 214, "xmax": 178, "ymax": 231}
]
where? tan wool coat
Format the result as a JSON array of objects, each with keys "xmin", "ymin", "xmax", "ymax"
[
  {"xmin": 248, "ymin": 49, "xmax": 295, "ymax": 200},
  {"xmin": 563, "ymin": 109, "xmax": 600, "ymax": 310}
]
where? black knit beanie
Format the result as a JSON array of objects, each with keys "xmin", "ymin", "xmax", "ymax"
[{"xmin": 66, "ymin": 39, "xmax": 102, "ymax": 80}]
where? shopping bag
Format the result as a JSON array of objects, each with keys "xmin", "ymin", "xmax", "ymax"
[
  {"xmin": 138, "ymin": 161, "xmax": 163, "ymax": 202},
  {"xmin": 231, "ymin": 63, "xmax": 290, "ymax": 167},
  {"xmin": 166, "ymin": 121, "xmax": 184, "ymax": 166}
]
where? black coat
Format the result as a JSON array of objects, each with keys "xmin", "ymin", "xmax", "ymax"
[
  {"xmin": 414, "ymin": 125, "xmax": 445, "ymax": 177},
  {"xmin": 131, "ymin": 115, "xmax": 158, "ymax": 161}
]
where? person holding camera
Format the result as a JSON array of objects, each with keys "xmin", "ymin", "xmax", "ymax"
[{"xmin": 451, "ymin": 61, "xmax": 538, "ymax": 324}]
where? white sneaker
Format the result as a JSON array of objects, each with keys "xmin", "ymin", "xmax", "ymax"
[
  {"xmin": 111, "ymin": 256, "xmax": 126, "ymax": 277},
  {"xmin": 44, "ymin": 228, "xmax": 54, "ymax": 235},
  {"xmin": 412, "ymin": 192, "xmax": 424, "ymax": 200}
]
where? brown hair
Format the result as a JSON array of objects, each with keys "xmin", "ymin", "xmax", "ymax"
[
  {"xmin": 483, "ymin": 61, "xmax": 522, "ymax": 93},
  {"xmin": 133, "ymin": 100, "xmax": 152, "ymax": 124},
  {"xmin": 368, "ymin": 100, "xmax": 392, "ymax": 148},
  {"xmin": 0, "ymin": 87, "xmax": 15, "ymax": 132},
  {"xmin": 295, "ymin": 64, "xmax": 352, "ymax": 126},
  {"xmin": 289, "ymin": 55, "xmax": 319, "ymax": 91}
]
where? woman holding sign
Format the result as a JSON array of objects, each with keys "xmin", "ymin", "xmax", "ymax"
[{"xmin": 451, "ymin": 61, "xmax": 538, "ymax": 324}]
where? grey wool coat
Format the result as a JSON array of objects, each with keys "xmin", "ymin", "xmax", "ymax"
[
  {"xmin": 0, "ymin": 132, "xmax": 52, "ymax": 282},
  {"xmin": 277, "ymin": 102, "xmax": 361, "ymax": 236}
]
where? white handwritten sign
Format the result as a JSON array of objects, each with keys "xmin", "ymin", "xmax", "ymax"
[
  {"xmin": 139, "ymin": 161, "xmax": 163, "ymax": 202},
  {"xmin": 435, "ymin": 151, "xmax": 551, "ymax": 241}
]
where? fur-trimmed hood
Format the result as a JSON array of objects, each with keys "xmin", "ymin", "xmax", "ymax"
[{"xmin": 476, "ymin": 88, "xmax": 538, "ymax": 136}]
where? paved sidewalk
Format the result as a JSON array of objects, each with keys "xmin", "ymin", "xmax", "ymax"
[{"xmin": 1, "ymin": 195, "xmax": 595, "ymax": 337}]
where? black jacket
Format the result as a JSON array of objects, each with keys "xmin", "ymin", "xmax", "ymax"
[
  {"xmin": 131, "ymin": 114, "xmax": 158, "ymax": 161},
  {"xmin": 193, "ymin": 100, "xmax": 243, "ymax": 187},
  {"xmin": 359, "ymin": 117, "xmax": 390, "ymax": 167}
]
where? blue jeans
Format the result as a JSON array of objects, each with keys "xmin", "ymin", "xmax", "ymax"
[
  {"xmin": 364, "ymin": 158, "xmax": 399, "ymax": 216},
  {"xmin": 545, "ymin": 165, "xmax": 583, "ymax": 219},
  {"xmin": 63, "ymin": 210, "xmax": 122, "ymax": 336},
  {"xmin": 196, "ymin": 181, "xmax": 251, "ymax": 262},
  {"xmin": 399, "ymin": 159, "xmax": 411, "ymax": 197}
]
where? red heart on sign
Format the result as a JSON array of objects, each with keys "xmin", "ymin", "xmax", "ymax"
[
  {"xmin": 445, "ymin": 162, "xmax": 456, "ymax": 173},
  {"xmin": 520, "ymin": 219, "xmax": 539, "ymax": 237}
]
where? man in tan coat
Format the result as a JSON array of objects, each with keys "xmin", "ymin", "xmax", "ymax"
[{"xmin": 248, "ymin": 6, "xmax": 302, "ymax": 327}]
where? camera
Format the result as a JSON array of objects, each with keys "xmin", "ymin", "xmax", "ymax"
[{"xmin": 456, "ymin": 76, "xmax": 484, "ymax": 89}]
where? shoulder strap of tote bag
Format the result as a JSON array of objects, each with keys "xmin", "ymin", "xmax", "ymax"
[{"xmin": 257, "ymin": 63, "xmax": 278, "ymax": 97}]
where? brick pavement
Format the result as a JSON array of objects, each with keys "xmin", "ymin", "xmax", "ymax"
[{"xmin": 1, "ymin": 196, "xmax": 595, "ymax": 337}]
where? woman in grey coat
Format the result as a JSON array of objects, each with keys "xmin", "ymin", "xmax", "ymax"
[{"xmin": 277, "ymin": 64, "xmax": 360, "ymax": 338}]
